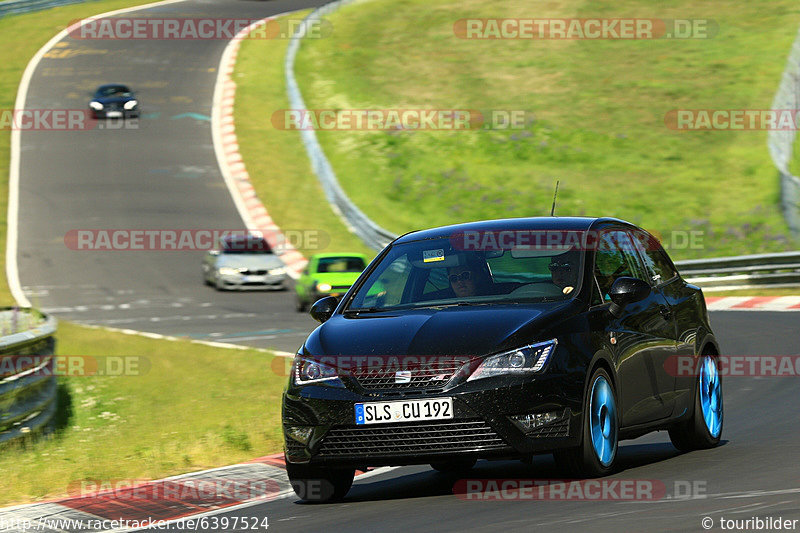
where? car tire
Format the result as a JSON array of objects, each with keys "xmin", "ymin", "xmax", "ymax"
[
  {"xmin": 296, "ymin": 297, "xmax": 307, "ymax": 313},
  {"xmin": 668, "ymin": 353, "xmax": 723, "ymax": 452},
  {"xmin": 286, "ymin": 462, "xmax": 354, "ymax": 503},
  {"xmin": 430, "ymin": 458, "xmax": 477, "ymax": 473},
  {"xmin": 553, "ymin": 367, "xmax": 619, "ymax": 478}
]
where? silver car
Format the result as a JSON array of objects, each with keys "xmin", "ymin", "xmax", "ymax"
[{"xmin": 202, "ymin": 235, "xmax": 289, "ymax": 291}]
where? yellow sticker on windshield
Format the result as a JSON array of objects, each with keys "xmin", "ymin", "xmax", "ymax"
[{"xmin": 423, "ymin": 249, "xmax": 445, "ymax": 263}]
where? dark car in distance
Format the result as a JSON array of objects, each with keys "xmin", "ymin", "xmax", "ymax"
[
  {"xmin": 89, "ymin": 84, "xmax": 139, "ymax": 119},
  {"xmin": 282, "ymin": 217, "xmax": 723, "ymax": 502}
]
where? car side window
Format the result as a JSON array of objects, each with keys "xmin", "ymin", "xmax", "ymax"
[
  {"xmin": 629, "ymin": 230, "xmax": 678, "ymax": 285},
  {"xmin": 594, "ymin": 230, "xmax": 648, "ymax": 298}
]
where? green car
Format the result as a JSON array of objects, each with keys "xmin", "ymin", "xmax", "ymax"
[{"xmin": 295, "ymin": 253, "xmax": 369, "ymax": 312}]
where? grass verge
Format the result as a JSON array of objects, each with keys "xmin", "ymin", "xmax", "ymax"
[
  {"xmin": 702, "ymin": 286, "xmax": 800, "ymax": 297},
  {"xmin": 289, "ymin": 0, "xmax": 800, "ymax": 260},
  {"xmin": 0, "ymin": 322, "xmax": 289, "ymax": 506}
]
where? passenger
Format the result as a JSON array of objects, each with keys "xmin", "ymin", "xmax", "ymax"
[{"xmin": 448, "ymin": 265, "xmax": 477, "ymax": 297}]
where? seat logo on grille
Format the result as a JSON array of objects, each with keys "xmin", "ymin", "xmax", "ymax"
[{"xmin": 395, "ymin": 370, "xmax": 411, "ymax": 383}]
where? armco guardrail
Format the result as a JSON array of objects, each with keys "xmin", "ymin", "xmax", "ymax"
[
  {"xmin": 0, "ymin": 0, "xmax": 92, "ymax": 17},
  {"xmin": 285, "ymin": 0, "xmax": 396, "ymax": 252},
  {"xmin": 675, "ymin": 251, "xmax": 800, "ymax": 289},
  {"xmin": 767, "ymin": 25, "xmax": 800, "ymax": 237},
  {"xmin": 0, "ymin": 308, "xmax": 58, "ymax": 446}
]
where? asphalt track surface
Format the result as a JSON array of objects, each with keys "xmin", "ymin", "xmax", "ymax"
[
  {"xmin": 155, "ymin": 311, "xmax": 799, "ymax": 533},
  {"xmin": 14, "ymin": 1, "xmax": 800, "ymax": 531},
  {"xmin": 17, "ymin": 0, "xmax": 327, "ymax": 353}
]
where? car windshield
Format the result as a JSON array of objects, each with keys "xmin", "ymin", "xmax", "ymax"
[
  {"xmin": 346, "ymin": 237, "xmax": 583, "ymax": 311},
  {"xmin": 219, "ymin": 236, "xmax": 272, "ymax": 254},
  {"xmin": 96, "ymin": 86, "xmax": 133, "ymax": 98},
  {"xmin": 316, "ymin": 257, "xmax": 366, "ymax": 273}
]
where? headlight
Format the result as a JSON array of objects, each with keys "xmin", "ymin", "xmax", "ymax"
[
  {"xmin": 467, "ymin": 339, "xmax": 557, "ymax": 381},
  {"xmin": 316, "ymin": 283, "xmax": 332, "ymax": 292},
  {"xmin": 89, "ymin": 101, "xmax": 103, "ymax": 110},
  {"xmin": 293, "ymin": 356, "xmax": 341, "ymax": 386},
  {"xmin": 123, "ymin": 100, "xmax": 138, "ymax": 110},
  {"xmin": 269, "ymin": 267, "xmax": 286, "ymax": 275},
  {"xmin": 218, "ymin": 266, "xmax": 242, "ymax": 276}
]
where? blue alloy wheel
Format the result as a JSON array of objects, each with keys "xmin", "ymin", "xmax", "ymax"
[
  {"xmin": 589, "ymin": 375, "xmax": 618, "ymax": 467},
  {"xmin": 699, "ymin": 355, "xmax": 722, "ymax": 438}
]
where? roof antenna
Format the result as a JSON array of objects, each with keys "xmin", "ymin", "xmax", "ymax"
[{"xmin": 550, "ymin": 180, "xmax": 560, "ymax": 216}]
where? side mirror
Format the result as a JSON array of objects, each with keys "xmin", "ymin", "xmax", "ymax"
[
  {"xmin": 608, "ymin": 277, "xmax": 651, "ymax": 317},
  {"xmin": 310, "ymin": 296, "xmax": 338, "ymax": 323}
]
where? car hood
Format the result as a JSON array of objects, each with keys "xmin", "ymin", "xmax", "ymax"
[
  {"xmin": 304, "ymin": 300, "xmax": 580, "ymax": 358},
  {"xmin": 215, "ymin": 254, "xmax": 284, "ymax": 270}
]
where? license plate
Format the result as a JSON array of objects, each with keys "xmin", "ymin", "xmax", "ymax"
[
  {"xmin": 106, "ymin": 111, "xmax": 122, "ymax": 118},
  {"xmin": 244, "ymin": 275, "xmax": 265, "ymax": 282},
  {"xmin": 355, "ymin": 398, "xmax": 453, "ymax": 425}
]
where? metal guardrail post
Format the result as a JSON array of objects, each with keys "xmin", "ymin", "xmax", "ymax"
[
  {"xmin": 0, "ymin": 308, "xmax": 58, "ymax": 446},
  {"xmin": 0, "ymin": 0, "xmax": 93, "ymax": 18}
]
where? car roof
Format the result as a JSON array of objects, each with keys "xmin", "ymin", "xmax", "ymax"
[
  {"xmin": 219, "ymin": 234, "xmax": 272, "ymax": 251},
  {"xmin": 96, "ymin": 83, "xmax": 131, "ymax": 91},
  {"xmin": 393, "ymin": 216, "xmax": 636, "ymax": 244}
]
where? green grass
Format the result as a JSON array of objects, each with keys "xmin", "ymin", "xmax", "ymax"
[
  {"xmin": 285, "ymin": 0, "xmax": 800, "ymax": 260},
  {"xmin": 703, "ymin": 286, "xmax": 800, "ymax": 297},
  {"xmin": 234, "ymin": 10, "xmax": 374, "ymax": 259},
  {"xmin": 0, "ymin": 322, "xmax": 290, "ymax": 506}
]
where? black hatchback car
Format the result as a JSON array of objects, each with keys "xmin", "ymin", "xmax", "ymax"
[
  {"xmin": 282, "ymin": 217, "xmax": 723, "ymax": 502},
  {"xmin": 89, "ymin": 84, "xmax": 139, "ymax": 119}
]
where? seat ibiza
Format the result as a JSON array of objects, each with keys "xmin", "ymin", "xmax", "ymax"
[{"xmin": 282, "ymin": 217, "xmax": 723, "ymax": 502}]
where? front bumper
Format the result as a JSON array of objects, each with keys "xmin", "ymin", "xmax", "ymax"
[
  {"xmin": 92, "ymin": 109, "xmax": 138, "ymax": 119},
  {"xmin": 282, "ymin": 373, "xmax": 584, "ymax": 468}
]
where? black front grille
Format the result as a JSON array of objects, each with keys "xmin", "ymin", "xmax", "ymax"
[
  {"xmin": 241, "ymin": 269, "xmax": 267, "ymax": 275},
  {"xmin": 318, "ymin": 419, "xmax": 509, "ymax": 457},
  {"xmin": 285, "ymin": 438, "xmax": 306, "ymax": 459},
  {"xmin": 351, "ymin": 360, "xmax": 465, "ymax": 391}
]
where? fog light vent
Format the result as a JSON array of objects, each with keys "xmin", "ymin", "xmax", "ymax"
[
  {"xmin": 509, "ymin": 410, "xmax": 563, "ymax": 433},
  {"xmin": 286, "ymin": 426, "xmax": 313, "ymax": 445}
]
